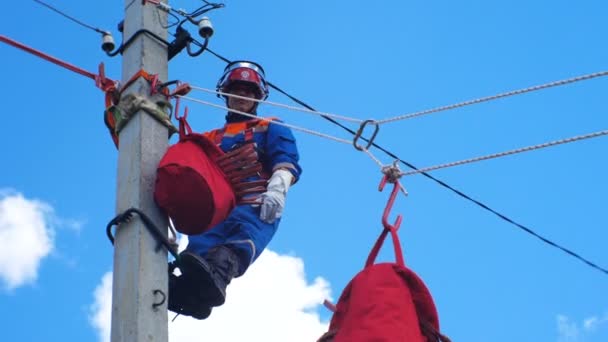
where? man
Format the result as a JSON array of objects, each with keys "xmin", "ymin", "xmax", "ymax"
[{"xmin": 169, "ymin": 61, "xmax": 302, "ymax": 319}]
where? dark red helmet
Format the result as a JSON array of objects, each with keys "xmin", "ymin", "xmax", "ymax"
[{"xmin": 216, "ymin": 61, "xmax": 269, "ymax": 100}]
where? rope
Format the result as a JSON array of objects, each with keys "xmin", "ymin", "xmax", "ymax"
[
  {"xmin": 203, "ymin": 48, "xmax": 608, "ymax": 278},
  {"xmin": 190, "ymin": 69, "xmax": 608, "ymax": 129},
  {"xmin": 0, "ymin": 34, "xmax": 96, "ymax": 80},
  {"xmin": 376, "ymin": 71, "xmax": 608, "ymax": 125},
  {"xmin": 177, "ymin": 95, "xmax": 354, "ymax": 145},
  {"xmin": 179, "ymin": 94, "xmax": 390, "ymax": 182},
  {"xmin": 189, "ymin": 85, "xmax": 364, "ymax": 123},
  {"xmin": 362, "ymin": 148, "xmax": 385, "ymax": 169},
  {"xmin": 112, "ymin": 93, "xmax": 177, "ymax": 135},
  {"xmin": 401, "ymin": 129, "xmax": 608, "ymax": 176}
]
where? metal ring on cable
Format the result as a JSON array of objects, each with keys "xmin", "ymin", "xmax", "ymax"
[{"xmin": 353, "ymin": 119, "xmax": 379, "ymax": 151}]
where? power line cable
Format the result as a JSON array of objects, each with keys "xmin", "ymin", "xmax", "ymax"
[
  {"xmin": 19, "ymin": 4, "xmax": 608, "ymax": 275},
  {"xmin": 33, "ymin": 0, "xmax": 108, "ymax": 35},
  {"xmin": 185, "ymin": 88, "xmax": 386, "ymax": 173},
  {"xmin": 178, "ymin": 95, "xmax": 354, "ymax": 145},
  {"xmin": 190, "ymin": 85, "xmax": 364, "ymax": 123},
  {"xmin": 191, "ymin": 71, "xmax": 608, "ymax": 127},
  {"xmin": 204, "ymin": 47, "xmax": 608, "ymax": 276}
]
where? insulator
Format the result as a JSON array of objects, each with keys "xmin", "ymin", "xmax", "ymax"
[
  {"xmin": 198, "ymin": 17, "xmax": 214, "ymax": 39},
  {"xmin": 102, "ymin": 33, "xmax": 116, "ymax": 53}
]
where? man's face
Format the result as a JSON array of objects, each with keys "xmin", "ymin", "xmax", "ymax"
[{"xmin": 227, "ymin": 83, "xmax": 258, "ymax": 114}]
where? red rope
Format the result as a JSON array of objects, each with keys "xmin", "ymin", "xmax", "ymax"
[{"xmin": 0, "ymin": 34, "xmax": 96, "ymax": 80}]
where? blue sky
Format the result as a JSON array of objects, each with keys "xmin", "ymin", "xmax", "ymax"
[{"xmin": 1, "ymin": 1, "xmax": 607, "ymax": 341}]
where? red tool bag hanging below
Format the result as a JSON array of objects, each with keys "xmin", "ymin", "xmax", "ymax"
[
  {"xmin": 154, "ymin": 111, "xmax": 236, "ymax": 235},
  {"xmin": 318, "ymin": 225, "xmax": 450, "ymax": 342}
]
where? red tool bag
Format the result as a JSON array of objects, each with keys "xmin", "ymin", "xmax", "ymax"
[
  {"xmin": 318, "ymin": 226, "xmax": 449, "ymax": 342},
  {"xmin": 154, "ymin": 112, "xmax": 235, "ymax": 235}
]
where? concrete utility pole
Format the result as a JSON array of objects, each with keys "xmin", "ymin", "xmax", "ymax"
[{"xmin": 111, "ymin": 1, "xmax": 169, "ymax": 341}]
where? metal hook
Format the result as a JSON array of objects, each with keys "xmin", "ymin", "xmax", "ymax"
[
  {"xmin": 149, "ymin": 74, "xmax": 160, "ymax": 96},
  {"xmin": 95, "ymin": 63, "xmax": 117, "ymax": 93},
  {"xmin": 378, "ymin": 174, "xmax": 404, "ymax": 231},
  {"xmin": 174, "ymin": 97, "xmax": 189, "ymax": 120},
  {"xmin": 152, "ymin": 289, "xmax": 166, "ymax": 310}
]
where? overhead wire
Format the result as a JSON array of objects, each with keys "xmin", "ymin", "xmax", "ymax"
[
  {"xmin": 142, "ymin": 0, "xmax": 182, "ymax": 28},
  {"xmin": 20, "ymin": 5, "xmax": 608, "ymax": 275},
  {"xmin": 157, "ymin": 6, "xmax": 181, "ymax": 29},
  {"xmin": 204, "ymin": 47, "xmax": 608, "ymax": 276},
  {"xmin": 190, "ymin": 2, "xmax": 225, "ymax": 17},
  {"xmin": 190, "ymin": 85, "xmax": 364, "ymax": 123},
  {"xmin": 400, "ymin": 130, "xmax": 608, "ymax": 176},
  {"xmin": 177, "ymin": 95, "xmax": 355, "ymax": 145},
  {"xmin": 186, "ymin": 86, "xmax": 384, "ymax": 169},
  {"xmin": 375, "ymin": 71, "xmax": 608, "ymax": 125},
  {"xmin": 32, "ymin": 0, "xmax": 108, "ymax": 35},
  {"xmin": 193, "ymin": 71, "xmax": 608, "ymax": 127}
]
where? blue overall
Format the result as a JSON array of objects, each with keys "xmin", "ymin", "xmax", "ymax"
[{"xmin": 186, "ymin": 117, "xmax": 302, "ymax": 276}]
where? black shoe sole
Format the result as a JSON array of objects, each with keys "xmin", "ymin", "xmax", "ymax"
[
  {"xmin": 170, "ymin": 302, "xmax": 212, "ymax": 320},
  {"xmin": 179, "ymin": 252, "xmax": 226, "ymax": 307},
  {"xmin": 168, "ymin": 273, "xmax": 213, "ymax": 319}
]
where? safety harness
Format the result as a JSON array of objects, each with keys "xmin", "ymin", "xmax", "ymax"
[{"xmin": 207, "ymin": 118, "xmax": 277, "ymax": 204}]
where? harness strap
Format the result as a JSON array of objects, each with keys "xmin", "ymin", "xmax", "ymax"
[
  {"xmin": 216, "ymin": 143, "xmax": 258, "ymax": 169},
  {"xmin": 233, "ymin": 179, "xmax": 267, "ymax": 188},
  {"xmin": 210, "ymin": 118, "xmax": 279, "ymax": 204},
  {"xmin": 228, "ymin": 165, "xmax": 264, "ymax": 184},
  {"xmin": 219, "ymin": 155, "xmax": 259, "ymax": 173},
  {"xmin": 214, "ymin": 142, "xmax": 269, "ymax": 204},
  {"xmin": 213, "ymin": 121, "xmax": 258, "ymax": 145},
  {"xmin": 119, "ymin": 69, "xmax": 169, "ymax": 97},
  {"xmin": 244, "ymin": 127, "xmax": 254, "ymax": 141}
]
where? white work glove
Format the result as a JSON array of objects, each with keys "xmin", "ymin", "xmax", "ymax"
[{"xmin": 259, "ymin": 169, "xmax": 294, "ymax": 223}]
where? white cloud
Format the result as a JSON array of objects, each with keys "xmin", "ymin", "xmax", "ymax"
[
  {"xmin": 0, "ymin": 191, "xmax": 55, "ymax": 290},
  {"xmin": 56, "ymin": 217, "xmax": 85, "ymax": 234},
  {"xmin": 584, "ymin": 317, "xmax": 599, "ymax": 331},
  {"xmin": 557, "ymin": 315, "xmax": 580, "ymax": 342},
  {"xmin": 557, "ymin": 313, "xmax": 608, "ymax": 342},
  {"xmin": 583, "ymin": 313, "xmax": 608, "ymax": 332},
  {"xmin": 90, "ymin": 249, "xmax": 332, "ymax": 342},
  {"xmin": 171, "ymin": 249, "xmax": 332, "ymax": 342},
  {"xmin": 90, "ymin": 272, "xmax": 112, "ymax": 342}
]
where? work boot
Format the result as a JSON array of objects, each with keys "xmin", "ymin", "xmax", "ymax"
[
  {"xmin": 168, "ymin": 262, "xmax": 213, "ymax": 320},
  {"xmin": 179, "ymin": 245, "xmax": 240, "ymax": 307}
]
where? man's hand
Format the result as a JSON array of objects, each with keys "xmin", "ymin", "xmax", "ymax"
[{"xmin": 259, "ymin": 169, "xmax": 294, "ymax": 223}]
